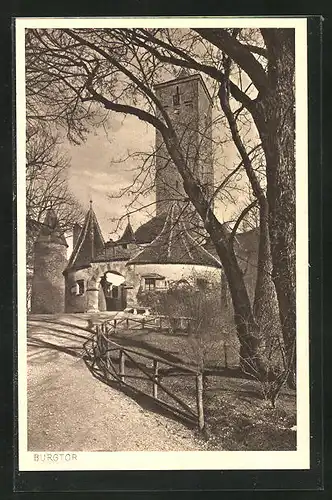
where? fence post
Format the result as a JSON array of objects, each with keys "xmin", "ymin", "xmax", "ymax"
[
  {"xmin": 224, "ymin": 341, "xmax": 228, "ymax": 369},
  {"xmin": 106, "ymin": 348, "xmax": 110, "ymax": 376},
  {"xmin": 196, "ymin": 372, "xmax": 205, "ymax": 433},
  {"xmin": 113, "ymin": 319, "xmax": 117, "ymax": 330},
  {"xmin": 97, "ymin": 325, "xmax": 102, "ymax": 352},
  {"xmin": 126, "ymin": 318, "xmax": 129, "ymax": 328},
  {"xmin": 153, "ymin": 360, "xmax": 159, "ymax": 399},
  {"xmin": 187, "ymin": 319, "xmax": 191, "ymax": 334},
  {"xmin": 119, "ymin": 349, "xmax": 125, "ymax": 382}
]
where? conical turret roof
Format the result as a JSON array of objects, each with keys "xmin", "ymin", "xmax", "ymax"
[
  {"xmin": 127, "ymin": 203, "xmax": 221, "ymax": 268},
  {"xmin": 36, "ymin": 209, "xmax": 68, "ymax": 246},
  {"xmin": 117, "ymin": 219, "xmax": 135, "ymax": 244},
  {"xmin": 67, "ymin": 202, "xmax": 104, "ymax": 269}
]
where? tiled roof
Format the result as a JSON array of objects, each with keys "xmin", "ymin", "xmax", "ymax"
[
  {"xmin": 117, "ymin": 220, "xmax": 135, "ymax": 244},
  {"xmin": 204, "ymin": 227, "xmax": 259, "ymax": 267},
  {"xmin": 236, "ymin": 227, "xmax": 259, "ymax": 254},
  {"xmin": 128, "ymin": 203, "xmax": 221, "ymax": 268},
  {"xmin": 141, "ymin": 273, "xmax": 165, "ymax": 279},
  {"xmin": 134, "ymin": 211, "xmax": 168, "ymax": 244},
  {"xmin": 66, "ymin": 203, "xmax": 104, "ymax": 269},
  {"xmin": 36, "ymin": 209, "xmax": 68, "ymax": 247}
]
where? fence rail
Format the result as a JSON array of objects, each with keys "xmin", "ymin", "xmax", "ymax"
[
  {"xmin": 97, "ymin": 314, "xmax": 196, "ymax": 336},
  {"xmin": 83, "ymin": 324, "xmax": 205, "ymax": 431}
]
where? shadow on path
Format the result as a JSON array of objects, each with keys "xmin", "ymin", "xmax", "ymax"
[{"xmin": 84, "ymin": 358, "xmax": 198, "ymax": 432}]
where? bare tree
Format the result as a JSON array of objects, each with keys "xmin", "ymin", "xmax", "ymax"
[
  {"xmin": 25, "ymin": 27, "xmax": 295, "ymax": 382},
  {"xmin": 26, "ymin": 121, "xmax": 85, "ymax": 309}
]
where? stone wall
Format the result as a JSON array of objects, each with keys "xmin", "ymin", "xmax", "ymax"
[
  {"xmin": 64, "ymin": 259, "xmax": 223, "ymax": 313},
  {"xmin": 31, "ymin": 242, "xmax": 67, "ymax": 314},
  {"xmin": 65, "ymin": 260, "xmax": 131, "ymax": 313}
]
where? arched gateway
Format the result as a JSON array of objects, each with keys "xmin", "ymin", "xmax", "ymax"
[{"xmin": 100, "ymin": 270, "xmax": 127, "ymax": 311}]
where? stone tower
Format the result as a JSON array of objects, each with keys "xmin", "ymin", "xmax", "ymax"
[
  {"xmin": 30, "ymin": 209, "xmax": 68, "ymax": 314},
  {"xmin": 154, "ymin": 70, "xmax": 214, "ymax": 216}
]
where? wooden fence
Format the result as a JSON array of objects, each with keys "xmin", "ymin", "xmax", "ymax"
[
  {"xmin": 83, "ymin": 324, "xmax": 205, "ymax": 432},
  {"xmin": 96, "ymin": 314, "xmax": 196, "ymax": 336}
]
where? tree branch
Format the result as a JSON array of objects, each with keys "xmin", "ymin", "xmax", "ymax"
[
  {"xmin": 217, "ymin": 73, "xmax": 266, "ymax": 206},
  {"xmin": 194, "ymin": 28, "xmax": 268, "ymax": 92},
  {"xmin": 230, "ymin": 199, "xmax": 258, "ymax": 245},
  {"xmin": 83, "ymin": 79, "xmax": 169, "ymax": 136},
  {"xmin": 126, "ymin": 29, "xmax": 258, "ymax": 115},
  {"xmin": 63, "ymin": 29, "xmax": 175, "ymax": 133}
]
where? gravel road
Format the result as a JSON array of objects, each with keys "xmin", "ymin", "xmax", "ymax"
[{"xmin": 27, "ymin": 316, "xmax": 205, "ymax": 452}]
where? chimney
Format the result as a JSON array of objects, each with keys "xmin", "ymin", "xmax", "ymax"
[{"xmin": 73, "ymin": 223, "xmax": 82, "ymax": 249}]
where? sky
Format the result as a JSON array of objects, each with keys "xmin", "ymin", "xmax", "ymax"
[{"xmin": 67, "ymin": 113, "xmax": 155, "ymax": 240}]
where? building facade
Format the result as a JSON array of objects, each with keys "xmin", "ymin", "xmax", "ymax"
[{"xmin": 63, "ymin": 201, "xmax": 223, "ymax": 313}]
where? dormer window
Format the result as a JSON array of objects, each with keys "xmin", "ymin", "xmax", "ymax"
[
  {"xmin": 143, "ymin": 274, "xmax": 166, "ymax": 291},
  {"xmin": 173, "ymin": 86, "xmax": 181, "ymax": 106},
  {"xmin": 145, "ymin": 278, "xmax": 156, "ymax": 291}
]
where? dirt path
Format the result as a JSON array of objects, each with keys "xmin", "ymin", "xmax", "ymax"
[{"xmin": 27, "ymin": 316, "xmax": 205, "ymax": 452}]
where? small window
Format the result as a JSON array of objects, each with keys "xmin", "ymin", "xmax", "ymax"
[
  {"xmin": 77, "ymin": 280, "xmax": 84, "ymax": 295},
  {"xmin": 158, "ymin": 279, "xmax": 167, "ymax": 288},
  {"xmin": 122, "ymin": 244, "xmax": 128, "ymax": 249},
  {"xmin": 145, "ymin": 278, "xmax": 156, "ymax": 291},
  {"xmin": 112, "ymin": 286, "xmax": 119, "ymax": 299},
  {"xmin": 173, "ymin": 86, "xmax": 180, "ymax": 106},
  {"xmin": 175, "ymin": 180, "xmax": 179, "ymax": 189}
]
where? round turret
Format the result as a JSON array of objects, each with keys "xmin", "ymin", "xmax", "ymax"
[{"xmin": 30, "ymin": 210, "xmax": 68, "ymax": 314}]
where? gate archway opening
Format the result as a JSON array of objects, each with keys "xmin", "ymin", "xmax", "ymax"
[{"xmin": 100, "ymin": 270, "xmax": 127, "ymax": 311}]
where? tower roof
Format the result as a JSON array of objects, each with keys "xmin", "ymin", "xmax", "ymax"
[
  {"xmin": 67, "ymin": 202, "xmax": 104, "ymax": 269},
  {"xmin": 116, "ymin": 219, "xmax": 135, "ymax": 244},
  {"xmin": 36, "ymin": 209, "xmax": 68, "ymax": 247},
  {"xmin": 127, "ymin": 203, "xmax": 221, "ymax": 268}
]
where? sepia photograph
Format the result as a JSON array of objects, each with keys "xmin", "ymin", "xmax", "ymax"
[{"xmin": 16, "ymin": 17, "xmax": 309, "ymax": 471}]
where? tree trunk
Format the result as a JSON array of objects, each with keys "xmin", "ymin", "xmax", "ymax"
[
  {"xmin": 163, "ymin": 133, "xmax": 270, "ymax": 378},
  {"xmin": 258, "ymin": 30, "xmax": 296, "ymax": 386},
  {"xmin": 253, "ymin": 201, "xmax": 283, "ymax": 372},
  {"xmin": 211, "ymin": 237, "xmax": 269, "ymax": 379}
]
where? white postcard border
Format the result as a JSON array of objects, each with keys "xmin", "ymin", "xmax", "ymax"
[{"xmin": 16, "ymin": 16, "xmax": 309, "ymax": 472}]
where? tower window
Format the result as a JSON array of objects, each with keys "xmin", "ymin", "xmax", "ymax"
[
  {"xmin": 175, "ymin": 180, "xmax": 179, "ymax": 189},
  {"xmin": 173, "ymin": 86, "xmax": 181, "ymax": 106}
]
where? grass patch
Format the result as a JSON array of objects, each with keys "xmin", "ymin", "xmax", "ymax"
[
  {"xmin": 101, "ymin": 329, "xmax": 296, "ymax": 451},
  {"xmin": 203, "ymin": 376, "xmax": 296, "ymax": 451}
]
